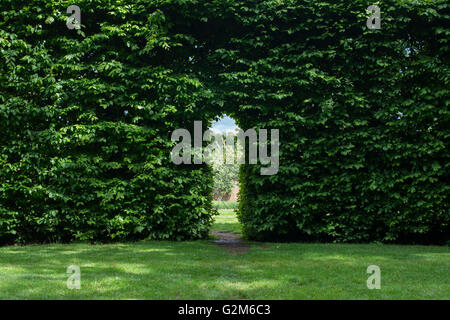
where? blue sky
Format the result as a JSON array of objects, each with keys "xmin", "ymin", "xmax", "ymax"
[{"xmin": 210, "ymin": 115, "xmax": 239, "ymax": 133}]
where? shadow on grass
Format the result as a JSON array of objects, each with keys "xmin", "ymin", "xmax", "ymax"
[{"xmin": 0, "ymin": 241, "xmax": 449, "ymax": 299}]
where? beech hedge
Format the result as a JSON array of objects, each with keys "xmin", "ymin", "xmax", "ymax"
[{"xmin": 0, "ymin": 0, "xmax": 448, "ymax": 244}]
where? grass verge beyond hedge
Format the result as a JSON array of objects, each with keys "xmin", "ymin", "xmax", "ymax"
[
  {"xmin": 0, "ymin": 211, "xmax": 448, "ymax": 299},
  {"xmin": 212, "ymin": 201, "xmax": 239, "ymax": 210},
  {"xmin": 211, "ymin": 209, "xmax": 241, "ymax": 234}
]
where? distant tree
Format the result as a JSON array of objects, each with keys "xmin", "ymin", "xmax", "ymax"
[{"xmin": 208, "ymin": 132, "xmax": 241, "ymax": 200}]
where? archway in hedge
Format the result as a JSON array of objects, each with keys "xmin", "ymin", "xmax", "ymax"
[
  {"xmin": 209, "ymin": 115, "xmax": 240, "ymax": 204},
  {"xmin": 0, "ymin": 0, "xmax": 448, "ymax": 244}
]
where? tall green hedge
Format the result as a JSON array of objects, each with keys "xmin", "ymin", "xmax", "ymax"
[
  {"xmin": 0, "ymin": 0, "xmax": 218, "ymax": 243},
  {"xmin": 0, "ymin": 0, "xmax": 448, "ymax": 244},
  {"xmin": 231, "ymin": 0, "xmax": 450, "ymax": 243}
]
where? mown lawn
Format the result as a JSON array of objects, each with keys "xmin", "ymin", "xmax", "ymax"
[{"xmin": 0, "ymin": 210, "xmax": 448, "ymax": 299}]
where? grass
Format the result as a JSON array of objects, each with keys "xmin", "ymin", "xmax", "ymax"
[
  {"xmin": 211, "ymin": 209, "xmax": 242, "ymax": 234},
  {"xmin": 212, "ymin": 201, "xmax": 239, "ymax": 210},
  {"xmin": 0, "ymin": 211, "xmax": 448, "ymax": 300}
]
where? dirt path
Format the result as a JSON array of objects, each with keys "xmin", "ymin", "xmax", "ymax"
[{"xmin": 210, "ymin": 231, "xmax": 251, "ymax": 254}]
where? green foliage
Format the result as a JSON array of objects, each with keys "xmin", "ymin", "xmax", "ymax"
[
  {"xmin": 212, "ymin": 164, "xmax": 238, "ymax": 199},
  {"xmin": 209, "ymin": 133, "xmax": 240, "ymax": 200},
  {"xmin": 233, "ymin": 0, "xmax": 450, "ymax": 243},
  {"xmin": 0, "ymin": 0, "xmax": 448, "ymax": 244},
  {"xmin": 0, "ymin": 0, "xmax": 216, "ymax": 243}
]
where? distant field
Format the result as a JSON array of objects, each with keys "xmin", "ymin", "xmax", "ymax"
[
  {"xmin": 212, "ymin": 201, "xmax": 239, "ymax": 210},
  {"xmin": 211, "ymin": 209, "xmax": 242, "ymax": 234}
]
